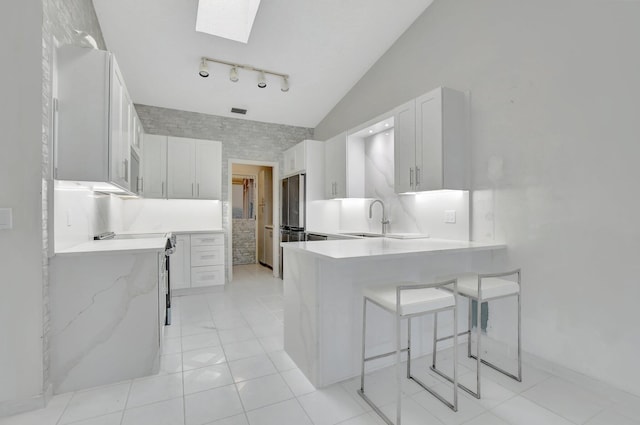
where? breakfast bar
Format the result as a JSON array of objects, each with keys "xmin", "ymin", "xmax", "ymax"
[{"xmin": 281, "ymin": 238, "xmax": 507, "ymax": 388}]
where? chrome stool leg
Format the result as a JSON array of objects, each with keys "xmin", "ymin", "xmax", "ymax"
[
  {"xmin": 432, "ymin": 269, "xmax": 523, "ymax": 401},
  {"xmin": 358, "ymin": 280, "xmax": 460, "ymax": 424}
]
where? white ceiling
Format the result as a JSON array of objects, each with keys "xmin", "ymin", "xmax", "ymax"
[{"xmin": 92, "ymin": 0, "xmax": 434, "ymax": 129}]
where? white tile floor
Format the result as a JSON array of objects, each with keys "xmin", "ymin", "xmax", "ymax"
[{"xmin": 3, "ymin": 264, "xmax": 640, "ymax": 425}]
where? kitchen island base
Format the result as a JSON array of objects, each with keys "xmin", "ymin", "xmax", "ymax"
[{"xmin": 282, "ymin": 239, "xmax": 507, "ymax": 388}]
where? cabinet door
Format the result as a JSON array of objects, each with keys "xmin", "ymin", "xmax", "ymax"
[
  {"xmin": 142, "ymin": 135, "xmax": 167, "ymax": 198},
  {"xmin": 132, "ymin": 112, "xmax": 143, "ymax": 152},
  {"xmin": 283, "ymin": 147, "xmax": 295, "ymax": 175},
  {"xmin": 109, "ymin": 59, "xmax": 130, "ymax": 190},
  {"xmin": 195, "ymin": 140, "xmax": 221, "ymax": 199},
  {"xmin": 171, "ymin": 235, "xmax": 191, "ymax": 290},
  {"xmin": 294, "ymin": 142, "xmax": 306, "ymax": 172},
  {"xmin": 415, "ymin": 89, "xmax": 443, "ymax": 191},
  {"xmin": 167, "ymin": 137, "xmax": 196, "ymax": 199},
  {"xmin": 393, "ymin": 100, "xmax": 416, "ymax": 193},
  {"xmin": 265, "ymin": 228, "xmax": 273, "ymax": 267},
  {"xmin": 324, "ymin": 133, "xmax": 346, "ymax": 198}
]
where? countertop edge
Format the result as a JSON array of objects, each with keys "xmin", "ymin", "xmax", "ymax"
[{"xmin": 281, "ymin": 239, "xmax": 507, "ymax": 261}]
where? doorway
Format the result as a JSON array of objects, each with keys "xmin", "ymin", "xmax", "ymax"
[{"xmin": 229, "ymin": 161, "xmax": 277, "ymax": 281}]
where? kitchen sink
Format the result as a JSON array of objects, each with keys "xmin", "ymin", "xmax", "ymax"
[{"xmin": 340, "ymin": 232, "xmax": 384, "ymax": 238}]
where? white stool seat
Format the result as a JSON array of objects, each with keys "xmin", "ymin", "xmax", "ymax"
[
  {"xmin": 363, "ymin": 283, "xmax": 455, "ymax": 316},
  {"xmin": 450, "ymin": 273, "xmax": 520, "ymax": 300}
]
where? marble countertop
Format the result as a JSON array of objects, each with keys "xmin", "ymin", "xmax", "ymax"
[
  {"xmin": 119, "ymin": 228, "xmax": 224, "ymax": 235},
  {"xmin": 55, "ymin": 229, "xmax": 224, "ymax": 256},
  {"xmin": 281, "ymin": 237, "xmax": 506, "ymax": 260},
  {"xmin": 55, "ymin": 237, "xmax": 168, "ymax": 256}
]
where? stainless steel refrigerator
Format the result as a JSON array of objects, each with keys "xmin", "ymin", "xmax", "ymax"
[{"xmin": 280, "ymin": 173, "xmax": 306, "ymax": 277}]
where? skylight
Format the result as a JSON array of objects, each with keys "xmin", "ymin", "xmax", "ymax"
[{"xmin": 196, "ymin": 0, "xmax": 262, "ymax": 44}]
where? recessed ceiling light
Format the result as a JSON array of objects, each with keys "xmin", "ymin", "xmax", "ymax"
[
  {"xmin": 384, "ymin": 123, "xmax": 389, "ymax": 127},
  {"xmin": 368, "ymin": 129, "xmax": 374, "ymax": 134},
  {"xmin": 196, "ymin": 0, "xmax": 262, "ymax": 44}
]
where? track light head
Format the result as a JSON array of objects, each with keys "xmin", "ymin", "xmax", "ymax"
[
  {"xmin": 257, "ymin": 71, "xmax": 267, "ymax": 88},
  {"xmin": 280, "ymin": 76, "xmax": 289, "ymax": 92},
  {"xmin": 199, "ymin": 59, "xmax": 210, "ymax": 78},
  {"xmin": 229, "ymin": 67, "xmax": 239, "ymax": 82}
]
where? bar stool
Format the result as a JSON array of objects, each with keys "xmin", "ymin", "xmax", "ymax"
[
  {"xmin": 358, "ymin": 279, "xmax": 459, "ymax": 425},
  {"xmin": 431, "ymin": 269, "xmax": 522, "ymax": 399}
]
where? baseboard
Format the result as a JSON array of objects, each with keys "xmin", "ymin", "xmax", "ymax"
[{"xmin": 0, "ymin": 393, "xmax": 46, "ymax": 419}]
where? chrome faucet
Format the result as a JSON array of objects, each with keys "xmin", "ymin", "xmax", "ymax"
[{"xmin": 369, "ymin": 199, "xmax": 390, "ymax": 235}]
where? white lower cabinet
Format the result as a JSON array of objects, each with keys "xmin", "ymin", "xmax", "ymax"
[
  {"xmin": 173, "ymin": 232, "xmax": 225, "ymax": 289},
  {"xmin": 171, "ymin": 234, "xmax": 191, "ymax": 290}
]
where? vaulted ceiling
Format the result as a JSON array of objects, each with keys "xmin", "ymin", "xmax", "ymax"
[{"xmin": 93, "ymin": 0, "xmax": 434, "ymax": 128}]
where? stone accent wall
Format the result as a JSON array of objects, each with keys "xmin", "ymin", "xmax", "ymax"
[
  {"xmin": 232, "ymin": 219, "xmax": 257, "ymax": 265},
  {"xmin": 41, "ymin": 0, "xmax": 106, "ymax": 400},
  {"xmin": 136, "ymin": 104, "xmax": 314, "ymax": 280}
]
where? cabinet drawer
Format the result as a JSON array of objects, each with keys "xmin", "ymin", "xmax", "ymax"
[
  {"xmin": 191, "ymin": 245, "xmax": 225, "ymax": 266},
  {"xmin": 191, "ymin": 265, "xmax": 225, "ymax": 287},
  {"xmin": 191, "ymin": 233, "xmax": 224, "ymax": 247}
]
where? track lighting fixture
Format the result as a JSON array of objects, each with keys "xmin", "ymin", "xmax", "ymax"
[
  {"xmin": 198, "ymin": 57, "xmax": 290, "ymax": 91},
  {"xmin": 199, "ymin": 59, "xmax": 210, "ymax": 78},
  {"xmin": 229, "ymin": 67, "xmax": 239, "ymax": 82},
  {"xmin": 257, "ymin": 71, "xmax": 267, "ymax": 88},
  {"xmin": 280, "ymin": 76, "xmax": 289, "ymax": 92}
]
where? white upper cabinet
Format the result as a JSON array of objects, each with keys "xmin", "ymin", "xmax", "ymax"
[
  {"xmin": 167, "ymin": 137, "xmax": 221, "ymax": 200},
  {"xmin": 132, "ymin": 112, "xmax": 143, "ymax": 154},
  {"xmin": 394, "ymin": 87, "xmax": 468, "ymax": 193},
  {"xmin": 142, "ymin": 134, "xmax": 167, "ymax": 199},
  {"xmin": 393, "ymin": 100, "xmax": 417, "ymax": 193},
  {"xmin": 56, "ymin": 46, "xmax": 133, "ymax": 192},
  {"xmin": 167, "ymin": 137, "xmax": 197, "ymax": 199},
  {"xmin": 283, "ymin": 142, "xmax": 306, "ymax": 176},
  {"xmin": 194, "ymin": 140, "xmax": 222, "ymax": 199},
  {"xmin": 324, "ymin": 132, "xmax": 364, "ymax": 199},
  {"xmin": 324, "ymin": 133, "xmax": 348, "ymax": 198}
]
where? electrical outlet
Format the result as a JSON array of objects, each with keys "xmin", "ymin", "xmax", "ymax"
[{"xmin": 444, "ymin": 210, "xmax": 456, "ymax": 224}]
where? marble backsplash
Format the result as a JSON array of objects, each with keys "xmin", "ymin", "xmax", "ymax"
[{"xmin": 54, "ymin": 187, "xmax": 222, "ymax": 251}]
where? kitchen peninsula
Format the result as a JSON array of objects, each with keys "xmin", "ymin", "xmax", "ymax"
[
  {"xmin": 281, "ymin": 237, "xmax": 506, "ymax": 387},
  {"xmin": 49, "ymin": 237, "xmax": 168, "ymax": 393}
]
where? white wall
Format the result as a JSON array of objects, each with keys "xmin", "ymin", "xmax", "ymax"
[
  {"xmin": 315, "ymin": 0, "xmax": 640, "ymax": 396},
  {"xmin": 0, "ymin": 0, "xmax": 45, "ymax": 413}
]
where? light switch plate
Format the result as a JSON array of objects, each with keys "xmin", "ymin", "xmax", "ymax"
[
  {"xmin": 0, "ymin": 208, "xmax": 13, "ymax": 230},
  {"xmin": 444, "ymin": 210, "xmax": 456, "ymax": 224}
]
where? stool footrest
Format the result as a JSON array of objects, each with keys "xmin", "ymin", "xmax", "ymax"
[
  {"xmin": 364, "ymin": 347, "xmax": 409, "ymax": 363},
  {"xmin": 468, "ymin": 354, "xmax": 522, "ymax": 382},
  {"xmin": 357, "ymin": 390, "xmax": 394, "ymax": 425},
  {"xmin": 430, "ymin": 365, "xmax": 480, "ymax": 399},
  {"xmin": 435, "ymin": 330, "xmax": 471, "ymax": 343},
  {"xmin": 409, "ymin": 374, "xmax": 458, "ymax": 411}
]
